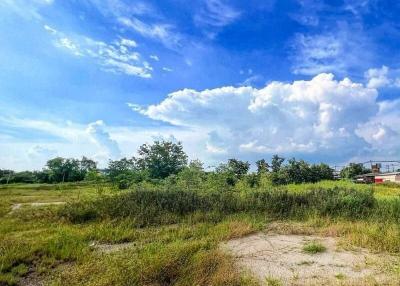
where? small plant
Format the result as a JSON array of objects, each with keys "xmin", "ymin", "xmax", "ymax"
[
  {"xmin": 335, "ymin": 273, "xmax": 346, "ymax": 280},
  {"xmin": 265, "ymin": 276, "xmax": 282, "ymax": 286},
  {"xmin": 302, "ymin": 241, "xmax": 326, "ymax": 254}
]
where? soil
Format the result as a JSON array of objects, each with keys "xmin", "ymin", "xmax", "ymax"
[
  {"xmin": 222, "ymin": 232, "xmax": 399, "ymax": 285},
  {"xmin": 8, "ymin": 202, "xmax": 66, "ymax": 214},
  {"xmin": 89, "ymin": 241, "xmax": 137, "ymax": 254}
]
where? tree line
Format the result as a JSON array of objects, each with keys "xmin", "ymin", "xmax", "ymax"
[{"xmin": 0, "ymin": 140, "xmax": 368, "ymax": 187}]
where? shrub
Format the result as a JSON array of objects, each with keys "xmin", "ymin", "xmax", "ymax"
[{"xmin": 60, "ymin": 187, "xmax": 377, "ymax": 225}]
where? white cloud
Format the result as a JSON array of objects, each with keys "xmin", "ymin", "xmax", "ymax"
[
  {"xmin": 43, "ymin": 25, "xmax": 57, "ymax": 34},
  {"xmin": 0, "ymin": 117, "xmax": 122, "ymax": 170},
  {"xmin": 86, "ymin": 120, "xmax": 121, "ymax": 159},
  {"xmin": 44, "ymin": 26, "xmax": 152, "ymax": 78},
  {"xmin": 195, "ymin": 0, "xmax": 241, "ymax": 28},
  {"xmin": 365, "ymin": 66, "xmax": 400, "ymax": 89},
  {"xmin": 365, "ymin": 66, "xmax": 390, "ymax": 89},
  {"xmin": 130, "ymin": 73, "xmax": 400, "ymax": 161},
  {"xmin": 344, "ymin": 0, "xmax": 372, "ymax": 16},
  {"xmin": 87, "ymin": 0, "xmax": 154, "ymax": 18},
  {"xmin": 150, "ymin": 55, "xmax": 159, "ymax": 61},
  {"xmin": 118, "ymin": 17, "xmax": 181, "ymax": 49},
  {"xmin": 291, "ymin": 23, "xmax": 373, "ymax": 76},
  {"xmin": 28, "ymin": 145, "xmax": 56, "ymax": 158},
  {"xmin": 290, "ymin": 0, "xmax": 324, "ymax": 27},
  {"xmin": 162, "ymin": 67, "xmax": 173, "ymax": 72},
  {"xmin": 1, "ymin": 0, "xmax": 54, "ymax": 20},
  {"xmin": 119, "ymin": 38, "xmax": 138, "ymax": 48},
  {"xmin": 56, "ymin": 38, "xmax": 83, "ymax": 56},
  {"xmin": 240, "ymin": 75, "xmax": 263, "ymax": 86}
]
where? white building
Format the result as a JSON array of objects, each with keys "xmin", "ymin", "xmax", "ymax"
[{"xmin": 374, "ymin": 172, "xmax": 400, "ymax": 184}]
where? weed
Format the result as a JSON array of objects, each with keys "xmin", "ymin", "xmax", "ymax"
[
  {"xmin": 265, "ymin": 276, "xmax": 282, "ymax": 286},
  {"xmin": 303, "ymin": 241, "xmax": 326, "ymax": 254}
]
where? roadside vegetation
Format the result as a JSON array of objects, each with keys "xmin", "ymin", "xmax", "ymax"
[{"xmin": 1, "ymin": 140, "xmax": 400, "ymax": 285}]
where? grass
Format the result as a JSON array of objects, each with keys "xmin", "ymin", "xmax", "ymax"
[
  {"xmin": 1, "ymin": 180, "xmax": 400, "ymax": 285},
  {"xmin": 302, "ymin": 241, "xmax": 327, "ymax": 254},
  {"xmin": 265, "ymin": 276, "xmax": 282, "ymax": 286}
]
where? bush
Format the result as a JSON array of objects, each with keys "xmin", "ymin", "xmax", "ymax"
[{"xmin": 60, "ymin": 187, "xmax": 377, "ymax": 225}]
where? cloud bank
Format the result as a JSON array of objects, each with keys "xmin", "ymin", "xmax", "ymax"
[{"xmin": 132, "ymin": 73, "xmax": 400, "ymax": 162}]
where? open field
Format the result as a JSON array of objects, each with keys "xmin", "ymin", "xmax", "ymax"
[{"xmin": 1, "ymin": 181, "xmax": 400, "ymax": 285}]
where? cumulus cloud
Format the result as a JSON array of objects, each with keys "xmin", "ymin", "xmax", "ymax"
[
  {"xmin": 44, "ymin": 26, "xmax": 152, "ymax": 78},
  {"xmin": 130, "ymin": 73, "xmax": 400, "ymax": 162},
  {"xmin": 86, "ymin": 120, "xmax": 121, "ymax": 160},
  {"xmin": 365, "ymin": 66, "xmax": 400, "ymax": 89},
  {"xmin": 0, "ymin": 117, "xmax": 122, "ymax": 168}
]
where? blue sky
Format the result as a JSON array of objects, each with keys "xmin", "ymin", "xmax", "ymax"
[{"xmin": 1, "ymin": 0, "xmax": 400, "ymax": 170}]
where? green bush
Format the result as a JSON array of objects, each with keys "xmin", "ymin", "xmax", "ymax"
[{"xmin": 60, "ymin": 187, "xmax": 377, "ymax": 225}]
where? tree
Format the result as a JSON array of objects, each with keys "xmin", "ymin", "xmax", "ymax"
[
  {"xmin": 227, "ymin": 159, "xmax": 250, "ymax": 179},
  {"xmin": 0, "ymin": 170, "xmax": 14, "ymax": 184},
  {"xmin": 45, "ymin": 157, "xmax": 96, "ymax": 183},
  {"xmin": 256, "ymin": 159, "xmax": 270, "ymax": 174},
  {"xmin": 340, "ymin": 163, "xmax": 370, "ymax": 179},
  {"xmin": 107, "ymin": 158, "xmax": 137, "ymax": 189},
  {"xmin": 176, "ymin": 160, "xmax": 206, "ymax": 191},
  {"xmin": 80, "ymin": 156, "xmax": 97, "ymax": 173},
  {"xmin": 46, "ymin": 157, "xmax": 67, "ymax": 183},
  {"xmin": 311, "ymin": 163, "xmax": 334, "ymax": 182},
  {"xmin": 135, "ymin": 141, "xmax": 188, "ymax": 179},
  {"xmin": 271, "ymin": 155, "xmax": 285, "ymax": 173}
]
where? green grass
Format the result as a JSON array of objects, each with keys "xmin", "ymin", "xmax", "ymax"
[
  {"xmin": 1, "ymin": 180, "xmax": 400, "ymax": 285},
  {"xmin": 265, "ymin": 276, "xmax": 282, "ymax": 286},
  {"xmin": 302, "ymin": 241, "xmax": 327, "ymax": 254}
]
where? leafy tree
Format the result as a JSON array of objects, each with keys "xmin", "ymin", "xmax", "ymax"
[
  {"xmin": 311, "ymin": 163, "xmax": 334, "ymax": 182},
  {"xmin": 80, "ymin": 156, "xmax": 97, "ymax": 173},
  {"xmin": 175, "ymin": 160, "xmax": 206, "ymax": 191},
  {"xmin": 45, "ymin": 156, "xmax": 97, "ymax": 183},
  {"xmin": 135, "ymin": 141, "xmax": 188, "ymax": 179},
  {"xmin": 11, "ymin": 171, "xmax": 36, "ymax": 183},
  {"xmin": 256, "ymin": 159, "xmax": 270, "ymax": 174},
  {"xmin": 0, "ymin": 170, "xmax": 14, "ymax": 184},
  {"xmin": 34, "ymin": 170, "xmax": 51, "ymax": 183},
  {"xmin": 340, "ymin": 163, "xmax": 370, "ymax": 179},
  {"xmin": 46, "ymin": 157, "xmax": 68, "ymax": 183},
  {"xmin": 271, "ymin": 155, "xmax": 285, "ymax": 173},
  {"xmin": 227, "ymin": 159, "xmax": 250, "ymax": 179},
  {"xmin": 107, "ymin": 158, "xmax": 137, "ymax": 189}
]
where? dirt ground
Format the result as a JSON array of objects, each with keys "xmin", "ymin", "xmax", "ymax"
[
  {"xmin": 223, "ymin": 232, "xmax": 399, "ymax": 285},
  {"xmin": 90, "ymin": 241, "xmax": 136, "ymax": 254},
  {"xmin": 9, "ymin": 202, "xmax": 66, "ymax": 214}
]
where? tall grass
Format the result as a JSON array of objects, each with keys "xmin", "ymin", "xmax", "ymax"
[{"xmin": 60, "ymin": 186, "xmax": 377, "ymax": 225}]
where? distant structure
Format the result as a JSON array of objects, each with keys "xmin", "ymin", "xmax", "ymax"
[
  {"xmin": 374, "ymin": 172, "xmax": 400, "ymax": 184},
  {"xmin": 353, "ymin": 160, "xmax": 400, "ymax": 184}
]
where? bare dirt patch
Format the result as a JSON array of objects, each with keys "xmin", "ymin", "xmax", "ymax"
[
  {"xmin": 8, "ymin": 202, "xmax": 66, "ymax": 214},
  {"xmin": 223, "ymin": 232, "xmax": 399, "ymax": 285},
  {"xmin": 90, "ymin": 241, "xmax": 136, "ymax": 254}
]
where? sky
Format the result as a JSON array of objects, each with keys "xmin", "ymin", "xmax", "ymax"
[{"xmin": 1, "ymin": 0, "xmax": 400, "ymax": 170}]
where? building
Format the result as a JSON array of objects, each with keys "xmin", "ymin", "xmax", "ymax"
[
  {"xmin": 374, "ymin": 172, "xmax": 400, "ymax": 184},
  {"xmin": 354, "ymin": 173, "xmax": 375, "ymax": 184}
]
